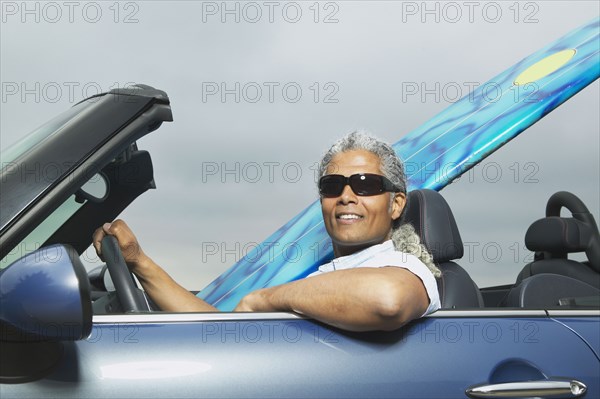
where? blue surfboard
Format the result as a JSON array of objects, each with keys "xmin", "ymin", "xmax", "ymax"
[{"xmin": 199, "ymin": 18, "xmax": 600, "ymax": 310}]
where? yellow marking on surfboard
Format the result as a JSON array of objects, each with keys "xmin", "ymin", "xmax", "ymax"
[{"xmin": 514, "ymin": 49, "xmax": 577, "ymax": 85}]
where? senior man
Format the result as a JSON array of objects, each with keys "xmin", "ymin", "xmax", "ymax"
[{"xmin": 93, "ymin": 131, "xmax": 441, "ymax": 331}]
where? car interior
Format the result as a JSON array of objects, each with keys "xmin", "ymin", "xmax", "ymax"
[
  {"xmin": 86, "ymin": 184, "xmax": 600, "ymax": 314},
  {"xmin": 9, "ymin": 139, "xmax": 596, "ymax": 314},
  {"xmin": 2, "ymin": 134, "xmax": 598, "ymax": 315},
  {"xmin": 404, "ymin": 189, "xmax": 600, "ymax": 309}
]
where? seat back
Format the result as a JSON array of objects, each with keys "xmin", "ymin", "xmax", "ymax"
[
  {"xmin": 516, "ymin": 192, "xmax": 600, "ymax": 290},
  {"xmin": 403, "ymin": 189, "xmax": 483, "ymax": 308},
  {"xmin": 506, "ymin": 273, "xmax": 599, "ymax": 308}
]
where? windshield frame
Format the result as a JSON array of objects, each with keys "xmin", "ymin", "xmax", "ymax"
[{"xmin": 0, "ymin": 86, "xmax": 172, "ymax": 260}]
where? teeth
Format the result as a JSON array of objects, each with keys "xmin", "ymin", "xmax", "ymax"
[{"xmin": 338, "ymin": 214, "xmax": 361, "ymax": 220}]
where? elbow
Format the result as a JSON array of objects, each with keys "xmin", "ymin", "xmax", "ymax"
[
  {"xmin": 368, "ymin": 269, "xmax": 431, "ymax": 331},
  {"xmin": 372, "ymin": 282, "xmax": 412, "ymax": 331}
]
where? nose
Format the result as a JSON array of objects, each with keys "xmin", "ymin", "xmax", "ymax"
[{"xmin": 338, "ymin": 183, "xmax": 358, "ymax": 204}]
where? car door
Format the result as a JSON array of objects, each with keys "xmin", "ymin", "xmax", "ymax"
[{"xmin": 3, "ymin": 310, "xmax": 597, "ymax": 398}]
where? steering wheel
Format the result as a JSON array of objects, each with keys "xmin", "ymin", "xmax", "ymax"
[
  {"xmin": 546, "ymin": 191, "xmax": 600, "ymax": 272},
  {"xmin": 101, "ymin": 236, "xmax": 150, "ymax": 312}
]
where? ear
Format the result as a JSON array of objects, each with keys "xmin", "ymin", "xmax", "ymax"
[{"xmin": 391, "ymin": 192, "xmax": 406, "ymax": 221}]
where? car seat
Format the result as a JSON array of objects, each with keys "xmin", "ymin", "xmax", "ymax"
[
  {"xmin": 403, "ymin": 189, "xmax": 484, "ymax": 309},
  {"xmin": 507, "ymin": 191, "xmax": 600, "ymax": 308}
]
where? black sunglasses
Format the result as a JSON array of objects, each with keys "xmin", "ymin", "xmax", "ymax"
[{"xmin": 319, "ymin": 173, "xmax": 400, "ymax": 197}]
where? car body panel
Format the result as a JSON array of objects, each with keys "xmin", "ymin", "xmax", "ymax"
[
  {"xmin": 548, "ymin": 312, "xmax": 600, "ymax": 360},
  {"xmin": 1, "ymin": 311, "xmax": 598, "ymax": 398}
]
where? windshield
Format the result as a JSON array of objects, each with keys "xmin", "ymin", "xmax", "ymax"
[
  {"xmin": 0, "ymin": 100, "xmax": 94, "ymax": 165},
  {"xmin": 0, "ymin": 195, "xmax": 84, "ymax": 269}
]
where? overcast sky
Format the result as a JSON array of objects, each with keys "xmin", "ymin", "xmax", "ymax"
[{"xmin": 1, "ymin": 1, "xmax": 599, "ymax": 290}]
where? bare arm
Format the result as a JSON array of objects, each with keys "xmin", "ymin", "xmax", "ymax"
[
  {"xmin": 93, "ymin": 220, "xmax": 218, "ymax": 312},
  {"xmin": 93, "ymin": 220, "xmax": 429, "ymax": 329},
  {"xmin": 125, "ymin": 255, "xmax": 218, "ymax": 312},
  {"xmin": 234, "ymin": 267, "xmax": 429, "ymax": 332}
]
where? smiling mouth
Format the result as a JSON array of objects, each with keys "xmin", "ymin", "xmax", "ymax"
[{"xmin": 336, "ymin": 214, "xmax": 363, "ymax": 223}]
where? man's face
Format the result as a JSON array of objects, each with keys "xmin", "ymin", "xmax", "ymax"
[{"xmin": 321, "ymin": 149, "xmax": 406, "ymax": 257}]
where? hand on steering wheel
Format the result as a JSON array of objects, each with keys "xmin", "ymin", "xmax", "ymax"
[{"xmin": 100, "ymin": 235, "xmax": 149, "ymax": 312}]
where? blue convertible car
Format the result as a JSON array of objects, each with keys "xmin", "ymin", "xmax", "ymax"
[
  {"xmin": 1, "ymin": 81, "xmax": 598, "ymax": 398},
  {"xmin": 2, "ymin": 14, "xmax": 600, "ymax": 395}
]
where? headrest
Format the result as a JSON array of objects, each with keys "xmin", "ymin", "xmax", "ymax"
[
  {"xmin": 403, "ymin": 189, "xmax": 463, "ymax": 263},
  {"xmin": 525, "ymin": 217, "xmax": 593, "ymax": 254}
]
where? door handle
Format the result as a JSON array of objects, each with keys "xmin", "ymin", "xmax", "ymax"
[{"xmin": 466, "ymin": 379, "xmax": 587, "ymax": 398}]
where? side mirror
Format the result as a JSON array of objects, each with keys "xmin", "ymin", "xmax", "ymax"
[
  {"xmin": 0, "ymin": 244, "xmax": 92, "ymax": 342},
  {"xmin": 0, "ymin": 245, "xmax": 93, "ymax": 383}
]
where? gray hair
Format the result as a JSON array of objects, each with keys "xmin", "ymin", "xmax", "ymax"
[
  {"xmin": 318, "ymin": 131, "xmax": 407, "ymax": 196},
  {"xmin": 319, "ymin": 131, "xmax": 441, "ymax": 277}
]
